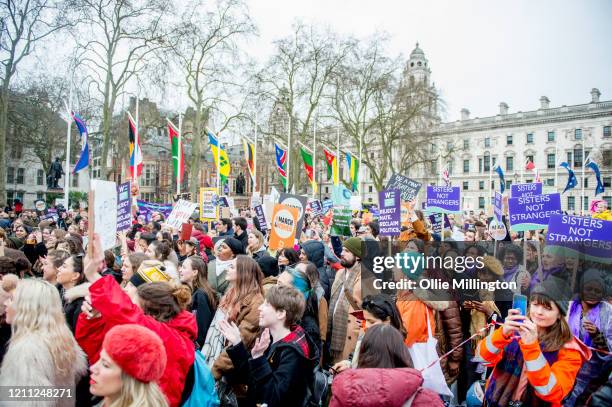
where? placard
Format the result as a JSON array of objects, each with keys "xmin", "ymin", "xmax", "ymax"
[
  {"xmin": 546, "ymin": 214, "xmax": 612, "ymax": 262},
  {"xmin": 425, "ymin": 186, "xmax": 461, "ymax": 214},
  {"xmin": 269, "ymin": 204, "xmax": 299, "ymax": 250},
  {"xmin": 378, "ymin": 189, "xmax": 401, "ymax": 236},
  {"xmin": 385, "ymin": 174, "xmax": 422, "ymax": 202},
  {"xmin": 428, "ymin": 213, "xmax": 443, "ymax": 234},
  {"xmin": 511, "ymin": 182, "xmax": 542, "ymax": 199},
  {"xmin": 489, "ymin": 218, "xmax": 508, "ymax": 241},
  {"xmin": 116, "ymin": 182, "xmax": 132, "ymax": 232},
  {"xmin": 508, "ymin": 193, "xmax": 561, "ymax": 232},
  {"xmin": 253, "ymin": 204, "xmax": 268, "ymax": 231},
  {"xmin": 136, "ymin": 200, "xmax": 173, "ymax": 222},
  {"xmin": 308, "ymin": 200, "xmax": 323, "ymax": 217},
  {"xmin": 92, "ymin": 180, "xmax": 118, "ymax": 250},
  {"xmin": 199, "ymin": 187, "xmax": 219, "ymax": 221},
  {"xmin": 493, "ymin": 192, "xmax": 503, "ymax": 223},
  {"xmin": 166, "ymin": 199, "xmax": 198, "ymax": 229},
  {"xmin": 350, "ymin": 195, "xmax": 362, "ymax": 211},
  {"xmin": 322, "ymin": 198, "xmax": 333, "ymax": 214},
  {"xmin": 332, "ymin": 185, "xmax": 352, "ymax": 207},
  {"xmin": 331, "ymin": 208, "xmax": 352, "ymax": 236},
  {"xmin": 279, "ymin": 193, "xmax": 308, "ymax": 236}
]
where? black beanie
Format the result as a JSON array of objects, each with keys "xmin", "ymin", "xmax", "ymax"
[{"xmin": 223, "ymin": 237, "xmax": 246, "ymax": 255}]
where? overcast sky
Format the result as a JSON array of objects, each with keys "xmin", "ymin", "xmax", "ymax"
[{"xmin": 247, "ymin": 0, "xmax": 612, "ymax": 122}]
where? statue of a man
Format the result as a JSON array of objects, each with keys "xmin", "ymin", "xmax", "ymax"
[
  {"xmin": 48, "ymin": 157, "xmax": 64, "ymax": 189},
  {"xmin": 236, "ymin": 173, "xmax": 245, "ymax": 195}
]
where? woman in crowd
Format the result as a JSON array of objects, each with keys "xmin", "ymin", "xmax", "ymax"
[
  {"xmin": 498, "ymin": 243, "xmax": 531, "ymax": 295},
  {"xmin": 0, "ymin": 279, "xmax": 88, "ymax": 404},
  {"xmin": 525, "ymin": 241, "xmax": 540, "ymax": 276},
  {"xmin": 56, "ymin": 234, "xmax": 84, "ymax": 255},
  {"xmin": 146, "ymin": 240, "xmax": 179, "ymax": 280},
  {"xmin": 179, "ymin": 256, "xmax": 218, "ymax": 348},
  {"xmin": 247, "ymin": 230, "xmax": 278, "ymax": 278},
  {"xmin": 277, "ymin": 247, "xmax": 300, "ymax": 274},
  {"xmin": 89, "ymin": 324, "xmax": 169, "ymax": 407},
  {"xmin": 207, "ymin": 237, "xmax": 245, "ymax": 295},
  {"xmin": 41, "ymin": 249, "xmax": 70, "ymax": 286},
  {"xmin": 120, "ymin": 252, "xmax": 148, "ymax": 287},
  {"xmin": 57, "ymin": 253, "xmax": 88, "ymax": 333}
]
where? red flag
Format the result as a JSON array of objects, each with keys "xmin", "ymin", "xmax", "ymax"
[{"xmin": 525, "ymin": 160, "xmax": 535, "ymax": 171}]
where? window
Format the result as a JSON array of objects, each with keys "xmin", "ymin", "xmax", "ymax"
[
  {"xmin": 462, "ymin": 181, "xmax": 469, "ymax": 190},
  {"xmin": 506, "ymin": 180, "xmax": 513, "ymax": 189},
  {"xmin": 575, "ymin": 129, "xmax": 582, "ymax": 140},
  {"xmin": 584, "ymin": 178, "xmax": 588, "ymax": 188},
  {"xmin": 507, "ymin": 135, "xmax": 513, "ymax": 145},
  {"xmin": 72, "ymin": 173, "xmax": 79, "ymax": 188},
  {"xmin": 491, "ymin": 181, "xmax": 495, "ymax": 190},
  {"xmin": 526, "ymin": 155, "xmax": 534, "ymax": 164},
  {"xmin": 431, "ymin": 161, "xmax": 436, "ymax": 173},
  {"xmin": 37, "ymin": 169, "xmax": 44, "ymax": 185},
  {"xmin": 6, "ymin": 167, "xmax": 14, "ymax": 184},
  {"xmin": 546, "ymin": 179, "xmax": 554, "ymax": 186},
  {"xmin": 448, "ymin": 160, "xmax": 454, "ymax": 175},
  {"xmin": 37, "ymin": 192, "xmax": 44, "ymax": 201},
  {"xmin": 478, "ymin": 158, "xmax": 483, "ymax": 173},
  {"xmin": 574, "ymin": 149, "xmax": 583, "ymax": 167},
  {"xmin": 603, "ymin": 150, "xmax": 611, "ymax": 167},
  {"xmin": 478, "ymin": 197, "xmax": 485, "ymax": 209},
  {"xmin": 463, "ymin": 139, "xmax": 469, "ymax": 149},
  {"xmin": 492, "ymin": 156, "xmax": 497, "ymax": 167},
  {"xmin": 604, "ymin": 126, "xmax": 611, "ymax": 138},
  {"xmin": 368, "ymin": 185, "xmax": 373, "ymax": 193},
  {"xmin": 484, "ymin": 137, "xmax": 491, "ymax": 148},
  {"xmin": 479, "ymin": 181, "xmax": 484, "ymax": 190},
  {"xmin": 603, "ymin": 196, "xmax": 612, "ymax": 208},
  {"xmin": 16, "ymin": 168, "xmax": 24, "ymax": 184},
  {"xmin": 547, "ymin": 154, "xmax": 556, "ymax": 169},
  {"xmin": 567, "ymin": 152, "xmax": 573, "ymax": 167},
  {"xmin": 547, "ymin": 131, "xmax": 555, "ymax": 142},
  {"xmin": 526, "ymin": 133, "xmax": 534, "ymax": 144},
  {"xmin": 568, "ymin": 196, "xmax": 575, "ymax": 211},
  {"xmin": 604, "ymin": 177, "xmax": 612, "ymax": 188},
  {"xmin": 143, "ymin": 164, "xmax": 155, "ymax": 187},
  {"xmin": 324, "ymin": 187, "xmax": 329, "ymax": 194},
  {"xmin": 506, "ymin": 156, "xmax": 514, "ymax": 171},
  {"xmin": 447, "ymin": 141, "xmax": 453, "ymax": 151},
  {"xmin": 14, "ymin": 191, "xmax": 24, "ymax": 202},
  {"xmin": 10, "ymin": 144, "xmax": 22, "ymax": 159},
  {"xmin": 484, "ymin": 153, "xmax": 490, "ymax": 172},
  {"xmin": 430, "ymin": 144, "xmax": 436, "ymax": 153},
  {"xmin": 583, "ymin": 196, "xmax": 589, "ymax": 211},
  {"xmin": 463, "ymin": 160, "xmax": 470, "ymax": 173},
  {"xmin": 526, "ymin": 179, "xmax": 533, "ymax": 184},
  {"xmin": 6, "ymin": 191, "xmax": 13, "ymax": 203}
]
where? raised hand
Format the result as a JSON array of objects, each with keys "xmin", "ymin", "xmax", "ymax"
[{"xmin": 251, "ymin": 328, "xmax": 271, "ymax": 359}]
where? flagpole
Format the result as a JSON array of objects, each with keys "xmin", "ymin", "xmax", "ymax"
[
  {"xmin": 358, "ymin": 128, "xmax": 363, "ymax": 200},
  {"xmin": 336, "ymin": 126, "xmax": 340, "ymax": 186},
  {"xmin": 438, "ymin": 142, "xmax": 442, "ymax": 185},
  {"xmin": 312, "ymin": 117, "xmax": 316, "ymax": 199},
  {"xmin": 133, "ymin": 98, "xmax": 138, "ymax": 187},
  {"xmin": 554, "ymin": 142, "xmax": 558, "ymax": 191},
  {"xmin": 217, "ymin": 131, "xmax": 221, "ymax": 196},
  {"xmin": 177, "ymin": 114, "xmax": 182, "ymax": 196},
  {"xmin": 254, "ymin": 112, "xmax": 258, "ymax": 193},
  {"xmin": 64, "ymin": 85, "xmax": 73, "ymax": 209},
  {"xmin": 581, "ymin": 135, "xmax": 585, "ymax": 214},
  {"xmin": 287, "ymin": 115, "xmax": 291, "ymax": 193}
]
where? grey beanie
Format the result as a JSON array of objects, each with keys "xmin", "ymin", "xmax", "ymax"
[{"xmin": 531, "ymin": 276, "xmax": 572, "ymax": 315}]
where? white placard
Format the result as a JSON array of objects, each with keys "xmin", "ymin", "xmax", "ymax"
[
  {"xmin": 91, "ymin": 180, "xmax": 118, "ymax": 250},
  {"xmin": 350, "ymin": 195, "xmax": 362, "ymax": 211},
  {"xmin": 166, "ymin": 199, "xmax": 198, "ymax": 229}
]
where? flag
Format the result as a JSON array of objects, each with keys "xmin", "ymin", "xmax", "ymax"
[
  {"xmin": 71, "ymin": 112, "xmax": 89, "ymax": 173},
  {"xmin": 559, "ymin": 162, "xmax": 578, "ymax": 194},
  {"xmin": 208, "ymin": 131, "xmax": 231, "ymax": 185},
  {"xmin": 345, "ymin": 151, "xmax": 359, "ymax": 191},
  {"xmin": 493, "ymin": 164, "xmax": 506, "ymax": 193},
  {"xmin": 525, "ymin": 159, "xmax": 535, "ymax": 171},
  {"xmin": 585, "ymin": 158, "xmax": 605, "ymax": 195},
  {"xmin": 167, "ymin": 119, "xmax": 184, "ymax": 183},
  {"xmin": 243, "ymin": 138, "xmax": 256, "ymax": 186},
  {"xmin": 300, "ymin": 145, "xmax": 317, "ymax": 192},
  {"xmin": 274, "ymin": 142, "xmax": 287, "ymax": 189},
  {"xmin": 323, "ymin": 147, "xmax": 338, "ymax": 185},
  {"xmin": 442, "ymin": 167, "xmax": 450, "ymax": 186},
  {"xmin": 127, "ymin": 112, "xmax": 143, "ymax": 179}
]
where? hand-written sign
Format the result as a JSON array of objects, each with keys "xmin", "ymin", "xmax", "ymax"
[
  {"xmin": 200, "ymin": 187, "xmax": 218, "ymax": 221},
  {"xmin": 166, "ymin": 200, "xmax": 198, "ymax": 229},
  {"xmin": 92, "ymin": 180, "xmax": 118, "ymax": 250},
  {"xmin": 385, "ymin": 174, "xmax": 422, "ymax": 202}
]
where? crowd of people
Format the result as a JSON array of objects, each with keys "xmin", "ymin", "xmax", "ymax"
[{"xmin": 0, "ymin": 197, "xmax": 610, "ymax": 407}]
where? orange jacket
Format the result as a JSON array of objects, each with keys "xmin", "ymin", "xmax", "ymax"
[{"xmin": 396, "ymin": 299, "xmax": 436, "ymax": 347}]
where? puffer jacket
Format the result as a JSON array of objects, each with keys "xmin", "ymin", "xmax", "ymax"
[
  {"xmin": 433, "ymin": 300, "xmax": 463, "ymax": 384},
  {"xmin": 302, "ymin": 240, "xmax": 334, "ymax": 299},
  {"xmin": 330, "ymin": 368, "xmax": 444, "ymax": 407}
]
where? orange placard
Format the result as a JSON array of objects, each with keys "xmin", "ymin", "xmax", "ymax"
[{"xmin": 269, "ymin": 204, "xmax": 299, "ymax": 250}]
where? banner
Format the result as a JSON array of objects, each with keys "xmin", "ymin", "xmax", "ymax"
[
  {"xmin": 253, "ymin": 204, "xmax": 268, "ymax": 231},
  {"xmin": 199, "ymin": 187, "xmax": 219, "ymax": 221},
  {"xmin": 510, "ymin": 182, "xmax": 542, "ymax": 198},
  {"xmin": 332, "ymin": 184, "xmax": 352, "ymax": 207},
  {"xmin": 136, "ymin": 200, "xmax": 173, "ymax": 223},
  {"xmin": 546, "ymin": 214, "xmax": 612, "ymax": 262},
  {"xmin": 331, "ymin": 207, "xmax": 352, "ymax": 236},
  {"xmin": 269, "ymin": 204, "xmax": 299, "ymax": 250},
  {"xmin": 425, "ymin": 186, "xmax": 461, "ymax": 214},
  {"xmin": 493, "ymin": 192, "xmax": 503, "ymax": 223},
  {"xmin": 92, "ymin": 180, "xmax": 118, "ymax": 250},
  {"xmin": 166, "ymin": 200, "xmax": 198, "ymax": 229},
  {"xmin": 386, "ymin": 174, "xmax": 422, "ymax": 202},
  {"xmin": 378, "ymin": 189, "xmax": 401, "ymax": 236},
  {"xmin": 508, "ymin": 193, "xmax": 561, "ymax": 232},
  {"xmin": 279, "ymin": 193, "xmax": 308, "ymax": 235},
  {"xmin": 116, "ymin": 182, "xmax": 131, "ymax": 232}
]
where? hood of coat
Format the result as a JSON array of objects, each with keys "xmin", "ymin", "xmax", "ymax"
[
  {"xmin": 167, "ymin": 310, "xmax": 198, "ymax": 342},
  {"xmin": 331, "ymin": 368, "xmax": 426, "ymax": 407},
  {"xmin": 273, "ymin": 325, "xmax": 319, "ymax": 366},
  {"xmin": 64, "ymin": 282, "xmax": 91, "ymax": 303},
  {"xmin": 301, "ymin": 240, "xmax": 325, "ymax": 268}
]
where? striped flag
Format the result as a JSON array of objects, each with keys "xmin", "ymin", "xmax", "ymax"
[
  {"xmin": 275, "ymin": 142, "xmax": 287, "ymax": 189},
  {"xmin": 127, "ymin": 112, "xmax": 143, "ymax": 179},
  {"xmin": 323, "ymin": 147, "xmax": 338, "ymax": 186},
  {"xmin": 208, "ymin": 131, "xmax": 231, "ymax": 185},
  {"xmin": 71, "ymin": 112, "xmax": 89, "ymax": 173},
  {"xmin": 167, "ymin": 119, "xmax": 184, "ymax": 183},
  {"xmin": 243, "ymin": 138, "xmax": 256, "ymax": 186},
  {"xmin": 300, "ymin": 145, "xmax": 317, "ymax": 192},
  {"xmin": 345, "ymin": 151, "xmax": 359, "ymax": 192}
]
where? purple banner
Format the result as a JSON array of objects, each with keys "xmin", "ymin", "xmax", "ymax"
[
  {"xmin": 510, "ymin": 182, "xmax": 542, "ymax": 199},
  {"xmin": 494, "ymin": 192, "xmax": 503, "ymax": 223},
  {"xmin": 254, "ymin": 204, "xmax": 268, "ymax": 231},
  {"xmin": 508, "ymin": 193, "xmax": 561, "ymax": 232},
  {"xmin": 425, "ymin": 186, "xmax": 461, "ymax": 214},
  {"xmin": 116, "ymin": 182, "xmax": 132, "ymax": 231},
  {"xmin": 136, "ymin": 200, "xmax": 173, "ymax": 223},
  {"xmin": 378, "ymin": 189, "xmax": 401, "ymax": 236},
  {"xmin": 546, "ymin": 214, "xmax": 612, "ymax": 261}
]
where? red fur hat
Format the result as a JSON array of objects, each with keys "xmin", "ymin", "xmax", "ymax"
[{"xmin": 102, "ymin": 324, "xmax": 167, "ymax": 383}]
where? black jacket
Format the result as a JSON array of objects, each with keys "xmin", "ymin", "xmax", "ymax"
[
  {"xmin": 191, "ymin": 288, "xmax": 215, "ymax": 348},
  {"xmin": 302, "ymin": 240, "xmax": 334, "ymax": 301},
  {"xmin": 226, "ymin": 325, "xmax": 318, "ymax": 407},
  {"xmin": 234, "ymin": 230, "xmax": 248, "ymax": 251}
]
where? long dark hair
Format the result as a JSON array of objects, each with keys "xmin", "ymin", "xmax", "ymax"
[
  {"xmin": 357, "ymin": 324, "xmax": 413, "ymax": 369},
  {"xmin": 185, "ymin": 257, "xmax": 218, "ymax": 311},
  {"xmin": 361, "ymin": 294, "xmax": 406, "ymax": 338}
]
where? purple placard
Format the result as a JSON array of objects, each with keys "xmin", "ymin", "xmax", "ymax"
[
  {"xmin": 116, "ymin": 182, "xmax": 132, "ymax": 231},
  {"xmin": 136, "ymin": 200, "xmax": 173, "ymax": 223},
  {"xmin": 510, "ymin": 182, "xmax": 542, "ymax": 199},
  {"xmin": 254, "ymin": 204, "xmax": 268, "ymax": 231},
  {"xmin": 425, "ymin": 186, "xmax": 461, "ymax": 214},
  {"xmin": 494, "ymin": 192, "xmax": 503, "ymax": 222},
  {"xmin": 428, "ymin": 213, "xmax": 443, "ymax": 234},
  {"xmin": 322, "ymin": 199, "xmax": 333, "ymax": 215},
  {"xmin": 378, "ymin": 189, "xmax": 401, "ymax": 236},
  {"xmin": 308, "ymin": 200, "xmax": 322, "ymax": 216},
  {"xmin": 546, "ymin": 214, "xmax": 612, "ymax": 260},
  {"xmin": 508, "ymin": 193, "xmax": 561, "ymax": 232}
]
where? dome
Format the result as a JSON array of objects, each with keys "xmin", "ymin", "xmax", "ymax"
[{"xmin": 410, "ymin": 42, "xmax": 425, "ymax": 58}]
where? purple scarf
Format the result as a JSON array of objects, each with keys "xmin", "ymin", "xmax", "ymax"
[
  {"xmin": 568, "ymin": 299, "xmax": 602, "ymax": 347},
  {"xmin": 503, "ymin": 265, "xmax": 519, "ymax": 282},
  {"xmin": 529, "ymin": 265, "xmax": 565, "ymax": 290}
]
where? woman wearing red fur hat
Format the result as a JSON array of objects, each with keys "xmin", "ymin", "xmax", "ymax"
[
  {"xmin": 90, "ymin": 324, "xmax": 169, "ymax": 407},
  {"xmin": 76, "ymin": 234, "xmax": 196, "ymax": 407}
]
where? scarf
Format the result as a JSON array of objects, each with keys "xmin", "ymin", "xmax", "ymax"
[
  {"xmin": 529, "ymin": 265, "xmax": 565, "ymax": 290},
  {"xmin": 328, "ymin": 262, "xmax": 360, "ymax": 354},
  {"xmin": 503, "ymin": 265, "xmax": 519, "ymax": 282},
  {"xmin": 215, "ymin": 258, "xmax": 233, "ymax": 277},
  {"xmin": 568, "ymin": 300, "xmax": 602, "ymax": 347}
]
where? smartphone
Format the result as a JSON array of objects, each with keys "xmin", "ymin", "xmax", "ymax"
[{"xmin": 512, "ymin": 294, "xmax": 528, "ymax": 318}]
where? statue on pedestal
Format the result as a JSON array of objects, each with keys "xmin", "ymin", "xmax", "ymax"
[
  {"xmin": 47, "ymin": 157, "xmax": 64, "ymax": 189},
  {"xmin": 236, "ymin": 173, "xmax": 246, "ymax": 195}
]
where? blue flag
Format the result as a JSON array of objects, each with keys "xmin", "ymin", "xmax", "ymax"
[
  {"xmin": 72, "ymin": 113, "xmax": 89, "ymax": 173},
  {"xmin": 559, "ymin": 162, "xmax": 578, "ymax": 194},
  {"xmin": 494, "ymin": 164, "xmax": 505, "ymax": 194},
  {"xmin": 585, "ymin": 158, "xmax": 605, "ymax": 195}
]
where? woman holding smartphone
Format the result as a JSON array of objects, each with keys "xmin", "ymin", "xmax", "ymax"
[{"xmin": 476, "ymin": 277, "xmax": 589, "ymax": 407}]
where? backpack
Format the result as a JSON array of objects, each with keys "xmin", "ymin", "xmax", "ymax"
[
  {"xmin": 302, "ymin": 365, "xmax": 332, "ymax": 407},
  {"xmin": 182, "ymin": 350, "xmax": 220, "ymax": 407}
]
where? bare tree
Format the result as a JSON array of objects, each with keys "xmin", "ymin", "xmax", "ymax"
[{"xmin": 0, "ymin": 0, "xmax": 72, "ymax": 204}]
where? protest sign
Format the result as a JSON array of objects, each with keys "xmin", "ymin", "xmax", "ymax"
[
  {"xmin": 331, "ymin": 207, "xmax": 352, "ymax": 236},
  {"xmin": 221, "ymin": 207, "xmax": 231, "ymax": 218},
  {"xmin": 546, "ymin": 214, "xmax": 612, "ymax": 262},
  {"xmin": 511, "ymin": 182, "xmax": 542, "ymax": 198},
  {"xmin": 35, "ymin": 200, "xmax": 46, "ymax": 212},
  {"xmin": 400, "ymin": 202, "xmax": 415, "ymax": 226},
  {"xmin": 308, "ymin": 200, "xmax": 323, "ymax": 217},
  {"xmin": 425, "ymin": 186, "xmax": 461, "ymax": 214},
  {"xmin": 116, "ymin": 182, "xmax": 131, "ymax": 232},
  {"xmin": 199, "ymin": 187, "xmax": 218, "ymax": 221},
  {"xmin": 250, "ymin": 191, "xmax": 262, "ymax": 208},
  {"xmin": 218, "ymin": 196, "xmax": 229, "ymax": 207},
  {"xmin": 494, "ymin": 192, "xmax": 503, "ymax": 223},
  {"xmin": 269, "ymin": 204, "xmax": 299, "ymax": 250},
  {"xmin": 378, "ymin": 189, "xmax": 401, "ymax": 236},
  {"xmin": 322, "ymin": 198, "xmax": 333, "ymax": 214},
  {"xmin": 362, "ymin": 212, "xmax": 374, "ymax": 226},
  {"xmin": 279, "ymin": 193, "xmax": 308, "ymax": 235},
  {"xmin": 428, "ymin": 213, "xmax": 443, "ymax": 234},
  {"xmin": 270, "ymin": 186, "xmax": 281, "ymax": 204},
  {"xmin": 508, "ymin": 193, "xmax": 561, "ymax": 232},
  {"xmin": 385, "ymin": 174, "xmax": 422, "ymax": 202},
  {"xmin": 370, "ymin": 205, "xmax": 380, "ymax": 218},
  {"xmin": 350, "ymin": 195, "xmax": 362, "ymax": 211},
  {"xmin": 254, "ymin": 204, "xmax": 268, "ymax": 231},
  {"xmin": 136, "ymin": 200, "xmax": 173, "ymax": 222},
  {"xmin": 166, "ymin": 199, "xmax": 198, "ymax": 229},
  {"xmin": 91, "ymin": 180, "xmax": 118, "ymax": 250},
  {"xmin": 332, "ymin": 185, "xmax": 352, "ymax": 207},
  {"xmin": 489, "ymin": 218, "xmax": 508, "ymax": 240}
]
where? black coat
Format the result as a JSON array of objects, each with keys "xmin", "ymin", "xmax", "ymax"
[{"xmin": 191, "ymin": 288, "xmax": 215, "ymax": 348}]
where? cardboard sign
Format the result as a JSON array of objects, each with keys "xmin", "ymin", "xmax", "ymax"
[
  {"xmin": 253, "ymin": 204, "xmax": 268, "ymax": 231},
  {"xmin": 331, "ymin": 208, "xmax": 352, "ymax": 236},
  {"xmin": 166, "ymin": 199, "xmax": 198, "ymax": 229},
  {"xmin": 546, "ymin": 214, "xmax": 612, "ymax": 262},
  {"xmin": 200, "ymin": 187, "xmax": 219, "ymax": 221},
  {"xmin": 116, "ymin": 182, "xmax": 131, "ymax": 232},
  {"xmin": 136, "ymin": 200, "xmax": 173, "ymax": 223},
  {"xmin": 92, "ymin": 180, "xmax": 118, "ymax": 250},
  {"xmin": 378, "ymin": 189, "xmax": 401, "ymax": 236},
  {"xmin": 508, "ymin": 193, "xmax": 562, "ymax": 232},
  {"xmin": 269, "ymin": 204, "xmax": 299, "ymax": 250},
  {"xmin": 425, "ymin": 186, "xmax": 461, "ymax": 214},
  {"xmin": 511, "ymin": 182, "xmax": 542, "ymax": 199},
  {"xmin": 279, "ymin": 193, "xmax": 308, "ymax": 236},
  {"xmin": 493, "ymin": 192, "xmax": 503, "ymax": 223},
  {"xmin": 250, "ymin": 191, "xmax": 262, "ymax": 208},
  {"xmin": 386, "ymin": 174, "xmax": 422, "ymax": 202}
]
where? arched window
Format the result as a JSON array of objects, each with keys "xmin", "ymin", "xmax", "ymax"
[{"xmin": 417, "ymin": 61, "xmax": 422, "ymax": 66}]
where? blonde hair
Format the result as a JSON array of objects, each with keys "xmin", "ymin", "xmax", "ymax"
[
  {"xmin": 106, "ymin": 373, "xmax": 169, "ymax": 407},
  {"xmin": 246, "ymin": 230, "xmax": 265, "ymax": 255},
  {"xmin": 9, "ymin": 279, "xmax": 84, "ymax": 379}
]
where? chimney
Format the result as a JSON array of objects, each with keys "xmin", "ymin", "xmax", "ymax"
[
  {"xmin": 539, "ymin": 96, "xmax": 550, "ymax": 109},
  {"xmin": 591, "ymin": 88, "xmax": 601, "ymax": 103},
  {"xmin": 499, "ymin": 102, "xmax": 508, "ymax": 115},
  {"xmin": 460, "ymin": 108, "xmax": 470, "ymax": 121}
]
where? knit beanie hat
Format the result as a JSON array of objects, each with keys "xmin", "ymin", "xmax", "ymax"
[
  {"xmin": 343, "ymin": 237, "xmax": 362, "ymax": 258},
  {"xmin": 130, "ymin": 260, "xmax": 169, "ymax": 287},
  {"xmin": 222, "ymin": 237, "xmax": 246, "ymax": 256},
  {"xmin": 102, "ymin": 324, "xmax": 167, "ymax": 383},
  {"xmin": 531, "ymin": 276, "xmax": 572, "ymax": 315}
]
